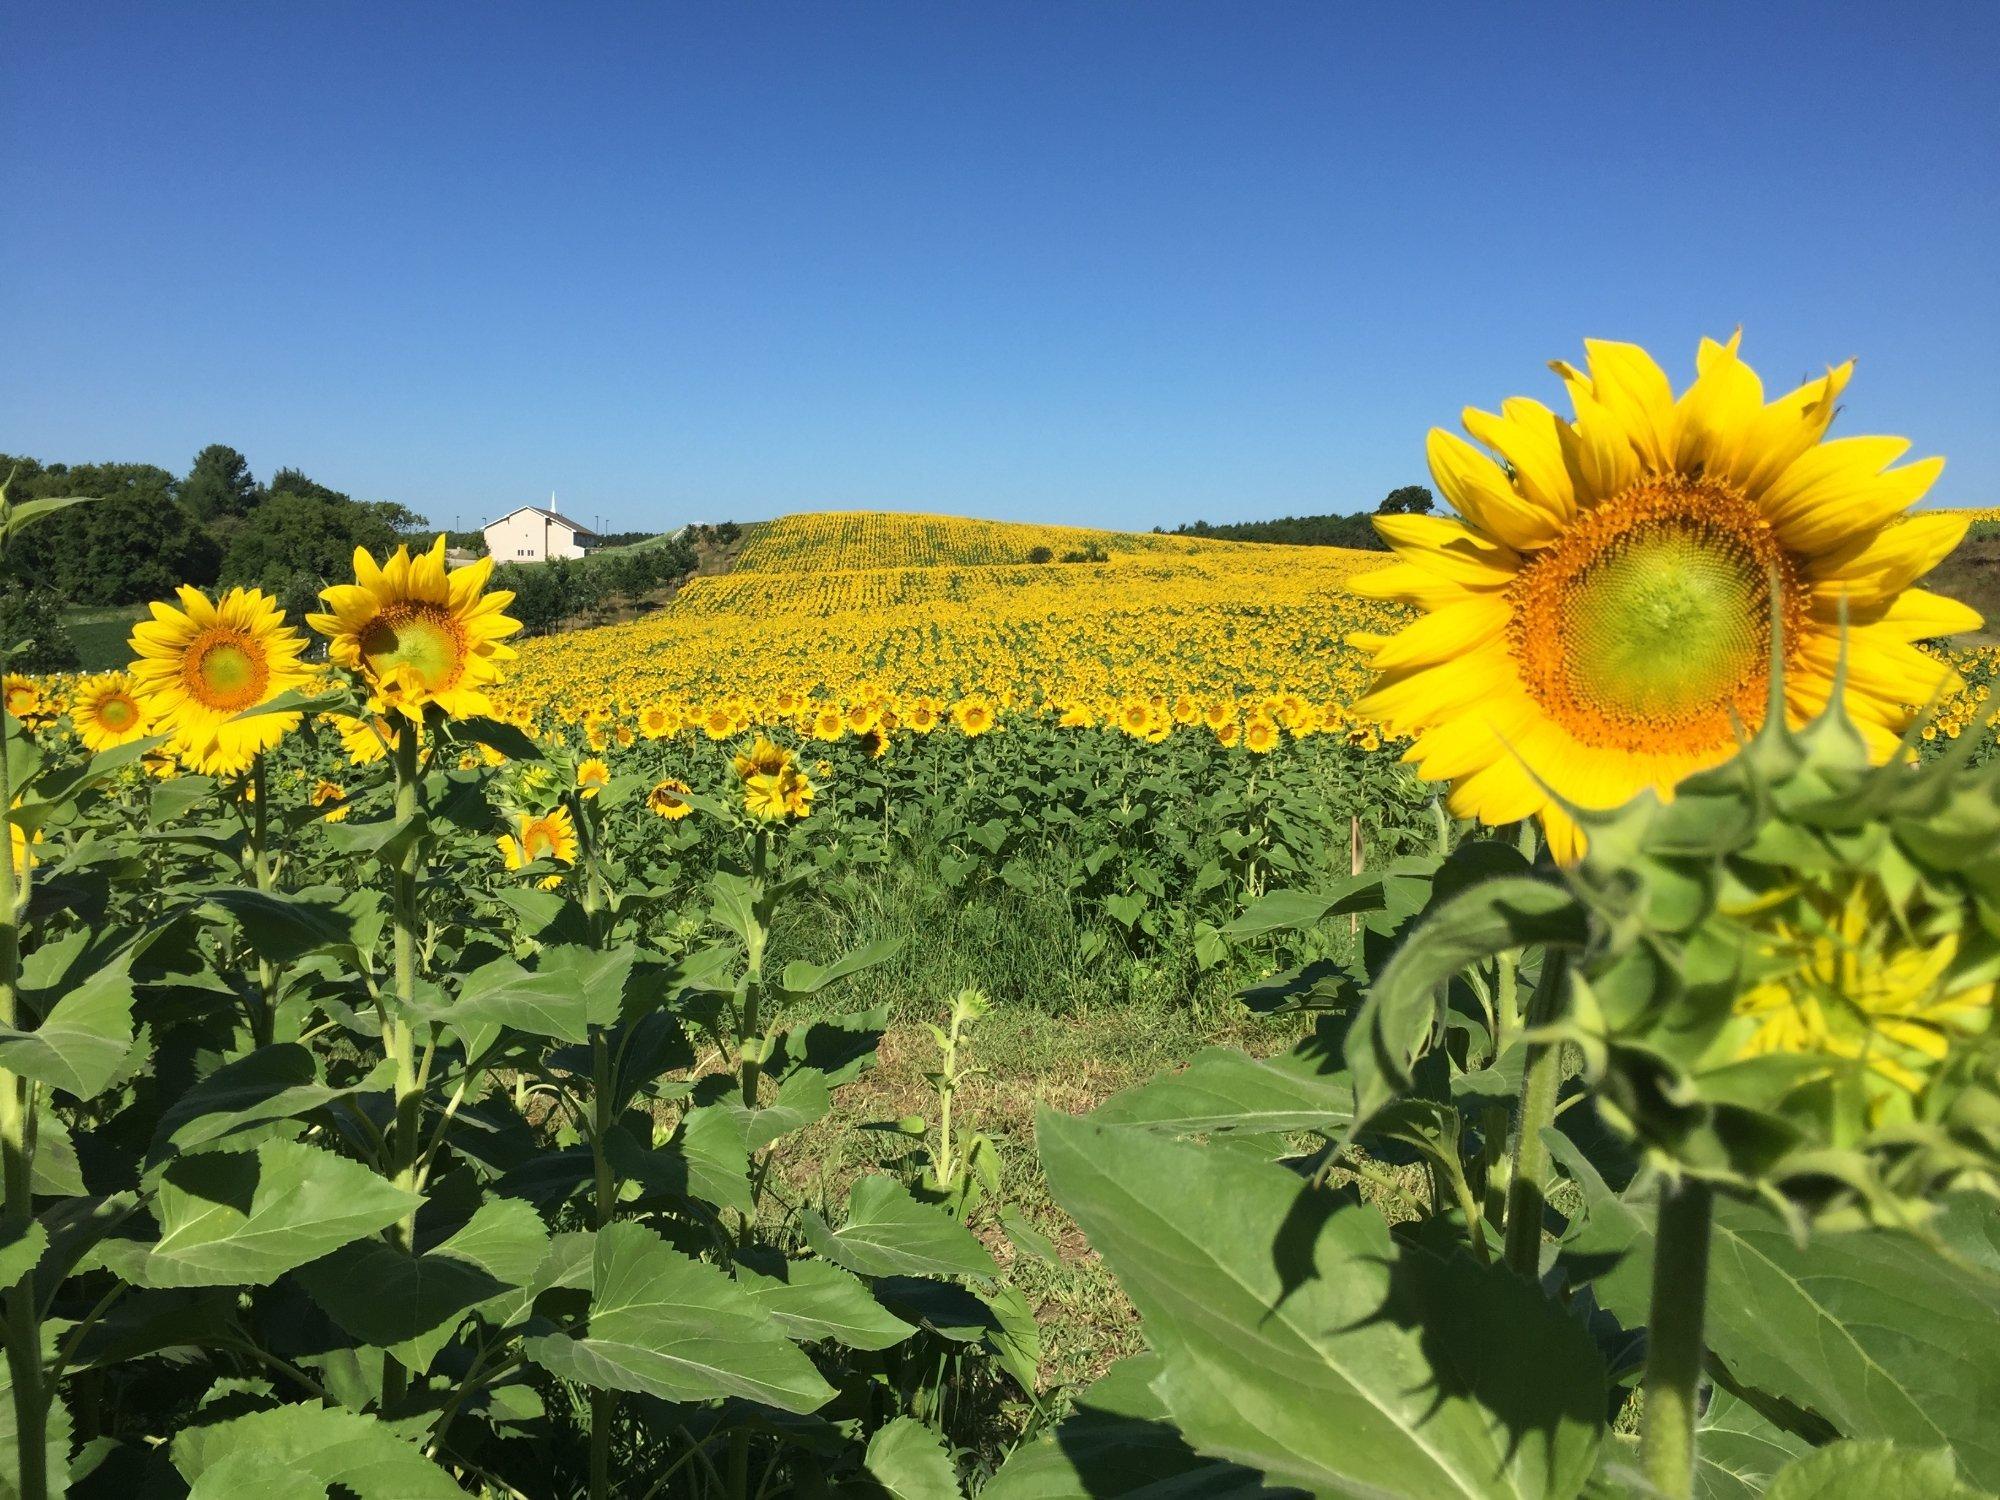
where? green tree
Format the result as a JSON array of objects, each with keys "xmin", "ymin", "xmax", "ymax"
[
  {"xmin": 1376, "ymin": 484, "xmax": 1436, "ymax": 515},
  {"xmin": 180, "ymin": 443, "xmax": 262, "ymax": 522},
  {"xmin": 221, "ymin": 493, "xmax": 406, "ymax": 597},
  {"xmin": 7, "ymin": 462, "xmax": 220, "ymax": 603},
  {"xmin": 0, "ymin": 587, "xmax": 79, "ymax": 672}
]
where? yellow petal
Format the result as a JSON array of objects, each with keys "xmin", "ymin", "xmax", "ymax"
[
  {"xmin": 1462, "ymin": 399, "xmax": 1577, "ymax": 523},
  {"xmin": 1372, "ymin": 514, "xmax": 1521, "ymax": 589},
  {"xmin": 1582, "ymin": 340, "xmax": 1677, "ymax": 472},
  {"xmin": 1426, "ymin": 428, "xmax": 1564, "ymax": 550},
  {"xmin": 1674, "ymin": 334, "xmax": 1764, "ymax": 479},
  {"xmin": 1365, "ymin": 594, "xmax": 1513, "ymax": 672},
  {"xmin": 1807, "ymin": 511, "xmax": 1968, "ymax": 604}
]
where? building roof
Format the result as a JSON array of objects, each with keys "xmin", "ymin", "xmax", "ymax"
[{"xmin": 485, "ymin": 504, "xmax": 600, "ymax": 538}]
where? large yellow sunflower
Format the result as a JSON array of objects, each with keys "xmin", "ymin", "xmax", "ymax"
[
  {"xmin": 127, "ymin": 586, "xmax": 310, "ymax": 776},
  {"xmin": 308, "ymin": 537, "xmax": 521, "ymax": 719},
  {"xmin": 1353, "ymin": 334, "xmax": 1978, "ymax": 863},
  {"xmin": 69, "ymin": 671, "xmax": 153, "ymax": 753}
]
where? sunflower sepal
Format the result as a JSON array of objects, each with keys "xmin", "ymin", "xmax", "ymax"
[{"xmin": 1569, "ymin": 696, "xmax": 2000, "ymax": 1226}]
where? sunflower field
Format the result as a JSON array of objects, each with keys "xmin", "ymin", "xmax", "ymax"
[{"xmin": 3, "ymin": 335, "xmax": 2000, "ymax": 1500}]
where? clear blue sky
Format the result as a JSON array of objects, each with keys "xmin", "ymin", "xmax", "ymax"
[{"xmin": 7, "ymin": 2, "xmax": 1997, "ymax": 534}]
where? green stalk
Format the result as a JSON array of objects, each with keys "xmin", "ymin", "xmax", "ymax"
[
  {"xmin": 381, "ymin": 717, "xmax": 426, "ymax": 1410},
  {"xmin": 248, "ymin": 757, "xmax": 278, "ymax": 1048},
  {"xmin": 1640, "ymin": 1177, "xmax": 1714, "ymax": 1499},
  {"xmin": 0, "ymin": 702, "xmax": 46, "ymax": 1500},
  {"xmin": 737, "ymin": 829, "xmax": 771, "ymax": 1110},
  {"xmin": 1502, "ymin": 950, "xmax": 1568, "ymax": 1278},
  {"xmin": 589, "ymin": 1027, "xmax": 616, "ymax": 1500}
]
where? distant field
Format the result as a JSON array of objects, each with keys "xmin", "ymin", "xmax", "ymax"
[
  {"xmin": 61, "ymin": 603, "xmax": 147, "ymax": 671},
  {"xmin": 505, "ymin": 511, "xmax": 1402, "ymax": 719},
  {"xmin": 728, "ymin": 510, "xmax": 1242, "ymax": 572}
]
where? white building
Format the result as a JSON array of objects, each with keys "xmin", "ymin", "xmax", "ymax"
[{"xmin": 483, "ymin": 504, "xmax": 601, "ymax": 563}]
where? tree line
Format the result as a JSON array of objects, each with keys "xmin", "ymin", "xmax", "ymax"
[{"xmin": 1166, "ymin": 484, "xmax": 1435, "ymax": 548}]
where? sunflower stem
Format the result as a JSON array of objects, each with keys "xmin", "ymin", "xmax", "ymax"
[
  {"xmin": 0, "ymin": 700, "xmax": 47, "ymax": 1500},
  {"xmin": 737, "ymin": 828, "xmax": 771, "ymax": 1112},
  {"xmin": 248, "ymin": 756, "xmax": 277, "ymax": 1048},
  {"xmin": 1502, "ymin": 950, "xmax": 1568, "ymax": 1278},
  {"xmin": 382, "ymin": 715, "xmax": 427, "ymax": 1411},
  {"xmin": 589, "ymin": 1028, "xmax": 616, "ymax": 1500},
  {"xmin": 1640, "ymin": 1176, "xmax": 1714, "ymax": 1499}
]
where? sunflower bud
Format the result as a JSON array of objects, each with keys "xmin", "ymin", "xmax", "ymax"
[{"xmin": 1567, "ymin": 698, "xmax": 2000, "ymax": 1223}]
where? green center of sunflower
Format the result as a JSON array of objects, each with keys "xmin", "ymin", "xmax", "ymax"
[
  {"xmin": 359, "ymin": 604, "xmax": 467, "ymax": 693},
  {"xmin": 1563, "ymin": 527, "xmax": 1767, "ymax": 721},
  {"xmin": 1509, "ymin": 476, "xmax": 1803, "ymax": 755},
  {"xmin": 98, "ymin": 696, "xmax": 139, "ymax": 731},
  {"xmin": 192, "ymin": 637, "xmax": 268, "ymax": 712}
]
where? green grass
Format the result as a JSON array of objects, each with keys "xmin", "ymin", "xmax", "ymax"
[
  {"xmin": 711, "ymin": 826, "xmax": 1397, "ymax": 1432},
  {"xmin": 61, "ymin": 603, "xmax": 147, "ymax": 670}
]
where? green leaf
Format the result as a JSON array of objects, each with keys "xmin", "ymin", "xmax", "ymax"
[
  {"xmin": 0, "ymin": 950, "xmax": 134, "ymax": 1099},
  {"xmin": 1093, "ymin": 1039, "xmax": 1352, "ymax": 1136},
  {"xmin": 975, "ymin": 1280, "xmax": 1040, "ymax": 1396},
  {"xmin": 452, "ymin": 715, "xmax": 543, "ymax": 762},
  {"xmin": 1038, "ymin": 1109, "xmax": 1605, "ymax": 1499},
  {"xmin": 800, "ymin": 1175, "xmax": 997, "ymax": 1280},
  {"xmin": 297, "ymin": 1197, "xmax": 548, "ymax": 1373},
  {"xmin": 1764, "ymin": 1442, "xmax": 1981, "ymax": 1500},
  {"xmin": 171, "ymin": 1403, "xmax": 462, "ymax": 1498},
  {"xmin": 862, "ymin": 1416, "xmax": 963, "ymax": 1499},
  {"xmin": 188, "ymin": 886, "xmax": 359, "ymax": 965},
  {"xmin": 140, "ymin": 1139, "xmax": 421, "ymax": 1287},
  {"xmin": 523, "ymin": 1221, "xmax": 834, "ymax": 1412},
  {"xmin": 732, "ymin": 1247, "xmax": 916, "ymax": 1350},
  {"xmin": 2, "ymin": 492, "xmax": 92, "ymax": 540},
  {"xmin": 1692, "ymin": 1387, "xmax": 1813, "ymax": 1500},
  {"xmin": 0, "ymin": 1221, "xmax": 46, "ymax": 1288},
  {"xmin": 983, "ymin": 1353, "xmax": 1295, "ymax": 1500},
  {"xmin": 1224, "ymin": 874, "xmax": 1386, "ymax": 939},
  {"xmin": 451, "ymin": 943, "xmax": 634, "ymax": 1043},
  {"xmin": 767, "ymin": 1004, "xmax": 889, "ymax": 1088},
  {"xmin": 777, "ymin": 936, "xmax": 902, "ymax": 998},
  {"xmin": 606, "ymin": 1109, "xmax": 752, "ymax": 1216},
  {"xmin": 185, "ymin": 1448, "xmax": 325, "ymax": 1499},
  {"xmin": 148, "ymin": 1044, "xmax": 384, "ymax": 1163},
  {"xmin": 725, "ymin": 1068, "xmax": 831, "ymax": 1153},
  {"xmin": 1345, "ymin": 876, "xmax": 1585, "ymax": 1141},
  {"xmin": 1560, "ymin": 1141, "xmax": 2000, "ymax": 1490}
]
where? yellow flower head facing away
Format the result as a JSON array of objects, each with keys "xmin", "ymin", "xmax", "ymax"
[
  {"xmin": 309, "ymin": 536, "xmax": 521, "ymax": 720},
  {"xmin": 742, "ymin": 765, "xmax": 814, "ymax": 822},
  {"xmin": 647, "ymin": 778, "xmax": 693, "ymax": 820},
  {"xmin": 732, "ymin": 736, "xmax": 794, "ymax": 781},
  {"xmin": 1352, "ymin": 334, "xmax": 1979, "ymax": 864},
  {"xmin": 8, "ymin": 800, "xmax": 42, "ymax": 882},
  {"xmin": 498, "ymin": 805, "xmax": 578, "ymax": 888},
  {"xmin": 575, "ymin": 757, "xmax": 611, "ymax": 798},
  {"xmin": 69, "ymin": 671, "xmax": 153, "ymax": 753},
  {"xmin": 127, "ymin": 585, "xmax": 311, "ymax": 776}
]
